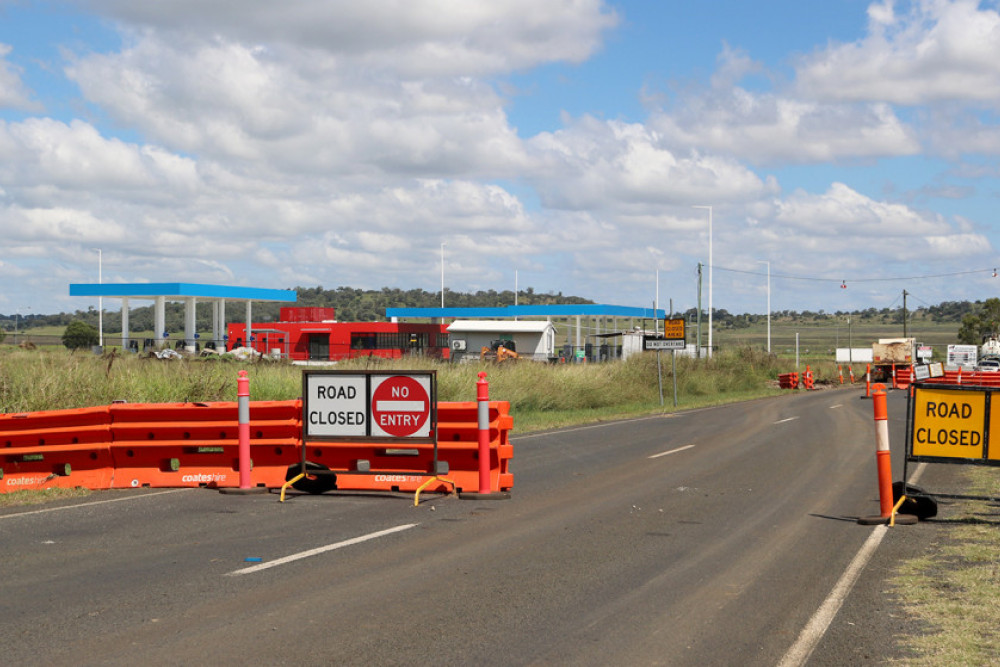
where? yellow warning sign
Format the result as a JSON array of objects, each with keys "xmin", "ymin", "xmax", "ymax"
[
  {"xmin": 663, "ymin": 318, "xmax": 685, "ymax": 340},
  {"xmin": 912, "ymin": 387, "xmax": 986, "ymax": 459}
]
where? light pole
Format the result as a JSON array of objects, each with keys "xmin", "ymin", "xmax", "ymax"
[
  {"xmin": 693, "ymin": 206, "xmax": 713, "ymax": 358},
  {"xmin": 94, "ymin": 248, "xmax": 103, "ymax": 348},
  {"xmin": 440, "ymin": 242, "xmax": 446, "ymax": 309},
  {"xmin": 758, "ymin": 260, "xmax": 770, "ymax": 354}
]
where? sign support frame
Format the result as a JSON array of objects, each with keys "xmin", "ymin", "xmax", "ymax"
[
  {"xmin": 902, "ymin": 380, "xmax": 1000, "ymax": 505},
  {"xmin": 294, "ymin": 370, "xmax": 441, "ymax": 489}
]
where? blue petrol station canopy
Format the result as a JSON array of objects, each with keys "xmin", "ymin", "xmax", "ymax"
[
  {"xmin": 69, "ymin": 282, "xmax": 297, "ymax": 302},
  {"xmin": 385, "ymin": 304, "xmax": 667, "ymax": 319}
]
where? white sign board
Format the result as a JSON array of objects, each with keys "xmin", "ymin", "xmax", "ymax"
[
  {"xmin": 947, "ymin": 345, "xmax": 978, "ymax": 369},
  {"xmin": 646, "ymin": 338, "xmax": 685, "ymax": 350},
  {"xmin": 369, "ymin": 374, "xmax": 433, "ymax": 439},
  {"xmin": 302, "ymin": 371, "xmax": 436, "ymax": 442}
]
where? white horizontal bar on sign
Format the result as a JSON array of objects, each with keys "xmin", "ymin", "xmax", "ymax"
[{"xmin": 376, "ymin": 401, "xmax": 425, "ymax": 411}]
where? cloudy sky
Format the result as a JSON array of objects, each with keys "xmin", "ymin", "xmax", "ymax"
[{"xmin": 2, "ymin": 0, "xmax": 999, "ymax": 318}]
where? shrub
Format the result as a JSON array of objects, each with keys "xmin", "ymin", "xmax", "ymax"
[{"xmin": 62, "ymin": 321, "xmax": 99, "ymax": 351}]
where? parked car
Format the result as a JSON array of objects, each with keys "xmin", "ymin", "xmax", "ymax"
[{"xmin": 977, "ymin": 359, "xmax": 1000, "ymax": 372}]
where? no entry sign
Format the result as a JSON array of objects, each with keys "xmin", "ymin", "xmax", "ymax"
[
  {"xmin": 302, "ymin": 370, "xmax": 436, "ymax": 442},
  {"xmin": 370, "ymin": 375, "xmax": 432, "ymax": 438}
]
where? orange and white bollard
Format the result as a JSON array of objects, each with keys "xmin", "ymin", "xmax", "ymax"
[
  {"xmin": 849, "ymin": 366, "xmax": 856, "ymax": 384},
  {"xmin": 865, "ymin": 364, "xmax": 871, "ymax": 397},
  {"xmin": 872, "ymin": 385, "xmax": 893, "ymax": 518},
  {"xmin": 238, "ymin": 370, "xmax": 251, "ymax": 489},
  {"xmin": 477, "ymin": 371, "xmax": 491, "ymax": 494},
  {"xmin": 838, "ymin": 365, "xmax": 844, "ymax": 384},
  {"xmin": 891, "ymin": 363, "xmax": 897, "ymax": 390},
  {"xmin": 459, "ymin": 372, "xmax": 511, "ymax": 501}
]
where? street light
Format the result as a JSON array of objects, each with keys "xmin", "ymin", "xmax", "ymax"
[
  {"xmin": 440, "ymin": 243, "xmax": 446, "ymax": 308},
  {"xmin": 758, "ymin": 260, "xmax": 770, "ymax": 354},
  {"xmin": 693, "ymin": 205, "xmax": 712, "ymax": 358}
]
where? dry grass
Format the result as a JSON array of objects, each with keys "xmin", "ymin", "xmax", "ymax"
[{"xmin": 890, "ymin": 467, "xmax": 1000, "ymax": 666}]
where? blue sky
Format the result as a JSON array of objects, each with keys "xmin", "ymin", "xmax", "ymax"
[{"xmin": 1, "ymin": 0, "xmax": 999, "ymax": 321}]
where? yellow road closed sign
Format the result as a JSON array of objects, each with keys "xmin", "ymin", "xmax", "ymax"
[
  {"xmin": 912, "ymin": 387, "xmax": 986, "ymax": 459},
  {"xmin": 663, "ymin": 318, "xmax": 685, "ymax": 340}
]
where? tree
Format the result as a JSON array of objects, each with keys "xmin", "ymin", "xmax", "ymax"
[
  {"xmin": 62, "ymin": 320, "xmax": 99, "ymax": 350},
  {"xmin": 957, "ymin": 298, "xmax": 1000, "ymax": 345}
]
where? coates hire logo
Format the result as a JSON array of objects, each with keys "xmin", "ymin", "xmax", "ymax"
[
  {"xmin": 181, "ymin": 473, "xmax": 228, "ymax": 483},
  {"xmin": 6, "ymin": 476, "xmax": 47, "ymax": 487}
]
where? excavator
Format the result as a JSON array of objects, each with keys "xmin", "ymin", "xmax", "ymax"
[{"xmin": 480, "ymin": 339, "xmax": 519, "ymax": 363}]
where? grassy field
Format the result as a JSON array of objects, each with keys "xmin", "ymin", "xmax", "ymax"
[{"xmin": 890, "ymin": 466, "xmax": 1000, "ymax": 665}]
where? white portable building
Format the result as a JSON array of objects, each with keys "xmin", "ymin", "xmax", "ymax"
[{"xmin": 446, "ymin": 320, "xmax": 557, "ymax": 362}]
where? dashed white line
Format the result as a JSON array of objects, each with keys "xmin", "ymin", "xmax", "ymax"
[
  {"xmin": 649, "ymin": 444, "xmax": 696, "ymax": 459},
  {"xmin": 227, "ymin": 523, "xmax": 419, "ymax": 576},
  {"xmin": 774, "ymin": 417, "xmax": 799, "ymax": 424}
]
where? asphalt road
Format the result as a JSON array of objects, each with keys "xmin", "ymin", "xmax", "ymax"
[{"xmin": 0, "ymin": 386, "xmax": 932, "ymax": 666}]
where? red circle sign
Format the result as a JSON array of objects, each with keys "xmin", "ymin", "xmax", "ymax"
[{"xmin": 371, "ymin": 376, "xmax": 431, "ymax": 438}]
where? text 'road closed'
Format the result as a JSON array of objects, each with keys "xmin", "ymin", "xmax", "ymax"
[{"xmin": 911, "ymin": 388, "xmax": 986, "ymax": 460}]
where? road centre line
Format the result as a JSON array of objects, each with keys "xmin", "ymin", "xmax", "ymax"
[
  {"xmin": 649, "ymin": 444, "xmax": 695, "ymax": 459},
  {"xmin": 513, "ymin": 413, "xmax": 682, "ymax": 440},
  {"xmin": 777, "ymin": 462, "xmax": 928, "ymax": 667},
  {"xmin": 0, "ymin": 488, "xmax": 190, "ymax": 520},
  {"xmin": 227, "ymin": 523, "xmax": 419, "ymax": 576},
  {"xmin": 774, "ymin": 417, "xmax": 799, "ymax": 424}
]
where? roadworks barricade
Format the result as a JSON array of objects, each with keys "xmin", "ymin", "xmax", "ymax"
[
  {"xmin": 778, "ymin": 372, "xmax": 799, "ymax": 389},
  {"xmin": 0, "ymin": 406, "xmax": 114, "ymax": 491},
  {"xmin": 0, "ymin": 400, "xmax": 513, "ymax": 496}
]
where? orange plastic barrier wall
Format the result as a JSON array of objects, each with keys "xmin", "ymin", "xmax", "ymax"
[
  {"xmin": 298, "ymin": 401, "xmax": 513, "ymax": 494},
  {"xmin": 896, "ymin": 367, "xmax": 1000, "ymax": 387},
  {"xmin": 0, "ymin": 400, "xmax": 513, "ymax": 495},
  {"xmin": 0, "ymin": 406, "xmax": 113, "ymax": 491}
]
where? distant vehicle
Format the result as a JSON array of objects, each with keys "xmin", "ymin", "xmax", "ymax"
[
  {"xmin": 977, "ymin": 359, "xmax": 1000, "ymax": 372},
  {"xmin": 982, "ymin": 334, "xmax": 1000, "ymax": 359}
]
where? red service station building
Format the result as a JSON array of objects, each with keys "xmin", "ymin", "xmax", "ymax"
[{"xmin": 228, "ymin": 308, "xmax": 449, "ymax": 362}]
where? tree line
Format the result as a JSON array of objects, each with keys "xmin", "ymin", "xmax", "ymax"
[{"xmin": 3, "ymin": 289, "xmax": 998, "ymax": 344}]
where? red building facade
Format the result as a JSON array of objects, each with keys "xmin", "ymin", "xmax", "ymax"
[{"xmin": 227, "ymin": 308, "xmax": 448, "ymax": 361}]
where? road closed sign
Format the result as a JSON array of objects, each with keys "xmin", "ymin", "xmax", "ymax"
[
  {"xmin": 302, "ymin": 370, "xmax": 436, "ymax": 442},
  {"xmin": 911, "ymin": 387, "xmax": 986, "ymax": 460}
]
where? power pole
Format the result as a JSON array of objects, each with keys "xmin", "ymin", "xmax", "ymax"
[{"xmin": 903, "ymin": 290, "xmax": 908, "ymax": 338}]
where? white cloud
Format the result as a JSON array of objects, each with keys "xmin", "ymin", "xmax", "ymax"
[
  {"xmin": 796, "ymin": 0, "xmax": 1000, "ymax": 105},
  {"xmin": 79, "ymin": 0, "xmax": 619, "ymax": 76},
  {"xmin": 528, "ymin": 116, "xmax": 776, "ymax": 210},
  {"xmin": 0, "ymin": 43, "xmax": 41, "ymax": 111}
]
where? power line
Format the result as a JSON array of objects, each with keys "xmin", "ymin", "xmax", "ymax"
[{"xmin": 715, "ymin": 266, "xmax": 997, "ymax": 284}]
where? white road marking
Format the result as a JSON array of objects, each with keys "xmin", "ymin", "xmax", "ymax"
[
  {"xmin": 649, "ymin": 444, "xmax": 695, "ymax": 459},
  {"xmin": 513, "ymin": 413, "xmax": 681, "ymax": 440},
  {"xmin": 0, "ymin": 488, "xmax": 190, "ymax": 520},
  {"xmin": 777, "ymin": 462, "xmax": 928, "ymax": 667},
  {"xmin": 227, "ymin": 523, "xmax": 419, "ymax": 576},
  {"xmin": 774, "ymin": 417, "xmax": 799, "ymax": 424},
  {"xmin": 830, "ymin": 404, "xmax": 843, "ymax": 409}
]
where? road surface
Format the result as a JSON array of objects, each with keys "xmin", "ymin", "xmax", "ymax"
[{"xmin": 1, "ymin": 387, "xmax": 925, "ymax": 665}]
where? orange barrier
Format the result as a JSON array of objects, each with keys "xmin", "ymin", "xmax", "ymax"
[
  {"xmin": 0, "ymin": 400, "xmax": 513, "ymax": 495},
  {"xmin": 107, "ymin": 400, "xmax": 300, "ymax": 489},
  {"xmin": 296, "ymin": 400, "xmax": 513, "ymax": 495},
  {"xmin": 0, "ymin": 406, "xmax": 113, "ymax": 491},
  {"xmin": 778, "ymin": 372, "xmax": 799, "ymax": 389},
  {"xmin": 803, "ymin": 365, "xmax": 815, "ymax": 390}
]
